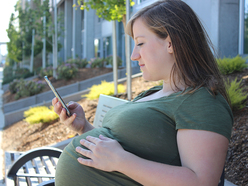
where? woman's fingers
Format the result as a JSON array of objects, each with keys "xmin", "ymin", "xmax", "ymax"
[
  {"xmin": 76, "ymin": 146, "xmax": 93, "ymax": 158},
  {"xmin": 77, "ymin": 157, "xmax": 93, "ymax": 167},
  {"xmin": 52, "ymin": 97, "xmax": 58, "ymax": 106},
  {"xmin": 53, "ymin": 100, "xmax": 63, "ymax": 115},
  {"xmin": 80, "ymin": 138, "xmax": 97, "ymax": 149},
  {"xmin": 61, "ymin": 111, "xmax": 76, "ymax": 125},
  {"xmin": 85, "ymin": 136, "xmax": 102, "ymax": 144}
]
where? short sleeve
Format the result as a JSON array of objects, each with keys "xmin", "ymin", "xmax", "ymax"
[{"xmin": 174, "ymin": 88, "xmax": 233, "ymax": 140}]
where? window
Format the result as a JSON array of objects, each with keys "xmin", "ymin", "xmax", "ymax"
[
  {"xmin": 94, "ymin": 39, "xmax": 101, "ymax": 57},
  {"xmin": 244, "ymin": 0, "xmax": 248, "ymax": 53},
  {"xmin": 81, "ymin": 10, "xmax": 84, "ymax": 31},
  {"xmin": 137, "ymin": 0, "xmax": 146, "ymax": 4},
  {"xmin": 103, "ymin": 36, "xmax": 112, "ymax": 58}
]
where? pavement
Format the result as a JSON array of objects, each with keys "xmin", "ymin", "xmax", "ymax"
[
  {"xmin": 0, "ymin": 67, "xmax": 5, "ymax": 185},
  {"xmin": 0, "ymin": 66, "xmax": 237, "ymax": 186}
]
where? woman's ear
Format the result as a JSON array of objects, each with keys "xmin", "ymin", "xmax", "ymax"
[{"xmin": 166, "ymin": 36, "xmax": 173, "ymax": 54}]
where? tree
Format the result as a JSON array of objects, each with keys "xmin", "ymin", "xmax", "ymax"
[
  {"xmin": 75, "ymin": 0, "xmax": 135, "ymax": 28},
  {"xmin": 6, "ymin": 0, "xmax": 62, "ymax": 66},
  {"xmin": 75, "ymin": 0, "xmax": 134, "ymax": 97},
  {"xmin": 6, "ymin": 13, "xmax": 23, "ymax": 63}
]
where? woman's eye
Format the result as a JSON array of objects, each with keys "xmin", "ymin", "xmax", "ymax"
[{"xmin": 137, "ymin": 43, "xmax": 143, "ymax": 46}]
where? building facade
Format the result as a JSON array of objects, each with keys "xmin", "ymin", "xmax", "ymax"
[{"xmin": 19, "ymin": 0, "xmax": 245, "ymax": 66}]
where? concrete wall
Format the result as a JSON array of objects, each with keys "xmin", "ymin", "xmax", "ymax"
[
  {"xmin": 132, "ymin": 0, "xmax": 240, "ymax": 58},
  {"xmin": 64, "ymin": 0, "xmax": 73, "ymax": 60},
  {"xmin": 58, "ymin": 2, "xmax": 65, "ymax": 62},
  {"xmin": 218, "ymin": 0, "xmax": 240, "ymax": 58},
  {"xmin": 84, "ymin": 9, "xmax": 95, "ymax": 60},
  {"xmin": 72, "ymin": 0, "xmax": 82, "ymax": 59}
]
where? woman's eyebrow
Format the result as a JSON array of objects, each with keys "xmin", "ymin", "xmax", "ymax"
[{"xmin": 134, "ymin": 35, "xmax": 145, "ymax": 40}]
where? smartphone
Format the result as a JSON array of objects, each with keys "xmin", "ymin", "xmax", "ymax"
[{"xmin": 44, "ymin": 76, "xmax": 72, "ymax": 117}]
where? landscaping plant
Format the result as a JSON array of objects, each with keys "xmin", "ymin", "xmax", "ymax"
[
  {"xmin": 24, "ymin": 106, "xmax": 59, "ymax": 124},
  {"xmin": 225, "ymin": 78, "xmax": 248, "ymax": 110},
  {"xmin": 57, "ymin": 63, "xmax": 78, "ymax": 80},
  {"xmin": 67, "ymin": 58, "xmax": 88, "ymax": 68},
  {"xmin": 89, "ymin": 57, "xmax": 105, "ymax": 68},
  {"xmin": 84, "ymin": 80, "xmax": 126, "ymax": 100},
  {"xmin": 14, "ymin": 79, "xmax": 45, "ymax": 100},
  {"xmin": 105, "ymin": 55, "xmax": 123, "ymax": 67},
  {"xmin": 217, "ymin": 55, "xmax": 248, "ymax": 75},
  {"xmin": 39, "ymin": 66, "xmax": 53, "ymax": 78}
]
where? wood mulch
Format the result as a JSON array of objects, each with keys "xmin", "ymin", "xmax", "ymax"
[{"xmin": 1, "ymin": 68, "xmax": 248, "ymax": 186}]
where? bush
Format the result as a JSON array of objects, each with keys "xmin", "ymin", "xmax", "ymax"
[
  {"xmin": 24, "ymin": 106, "xmax": 59, "ymax": 124},
  {"xmin": 14, "ymin": 79, "xmax": 45, "ymax": 100},
  {"xmin": 9, "ymin": 79, "xmax": 20, "ymax": 94},
  {"xmin": 84, "ymin": 80, "xmax": 126, "ymax": 100},
  {"xmin": 225, "ymin": 78, "xmax": 248, "ymax": 110},
  {"xmin": 39, "ymin": 66, "xmax": 53, "ymax": 78},
  {"xmin": 67, "ymin": 58, "xmax": 88, "ymax": 68},
  {"xmin": 217, "ymin": 55, "xmax": 248, "ymax": 75},
  {"xmin": 89, "ymin": 57, "xmax": 105, "ymax": 68},
  {"xmin": 2, "ymin": 66, "xmax": 34, "ymax": 85},
  {"xmin": 15, "ymin": 68, "xmax": 33, "ymax": 79},
  {"xmin": 105, "ymin": 55, "xmax": 123, "ymax": 67},
  {"xmin": 57, "ymin": 63, "xmax": 78, "ymax": 80},
  {"xmin": 3, "ymin": 66, "xmax": 13, "ymax": 77}
]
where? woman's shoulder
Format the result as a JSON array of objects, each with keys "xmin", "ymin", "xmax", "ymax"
[
  {"xmin": 184, "ymin": 87, "xmax": 227, "ymax": 104},
  {"xmin": 177, "ymin": 86, "xmax": 233, "ymax": 120}
]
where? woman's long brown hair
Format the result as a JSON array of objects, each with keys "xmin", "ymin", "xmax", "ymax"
[{"xmin": 126, "ymin": 0, "xmax": 230, "ymax": 105}]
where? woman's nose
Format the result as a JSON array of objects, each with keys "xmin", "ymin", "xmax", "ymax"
[{"xmin": 131, "ymin": 48, "xmax": 140, "ymax": 61}]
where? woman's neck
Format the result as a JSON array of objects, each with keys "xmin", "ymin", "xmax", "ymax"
[{"xmin": 162, "ymin": 80, "xmax": 187, "ymax": 95}]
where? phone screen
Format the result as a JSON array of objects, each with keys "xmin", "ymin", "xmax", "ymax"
[{"xmin": 44, "ymin": 76, "xmax": 72, "ymax": 116}]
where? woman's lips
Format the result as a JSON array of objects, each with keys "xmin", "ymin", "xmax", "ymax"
[{"xmin": 139, "ymin": 64, "xmax": 145, "ymax": 67}]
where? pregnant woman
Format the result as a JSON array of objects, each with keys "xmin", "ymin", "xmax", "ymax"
[{"xmin": 53, "ymin": 0, "xmax": 233, "ymax": 185}]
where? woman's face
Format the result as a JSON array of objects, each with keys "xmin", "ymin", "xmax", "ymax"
[{"xmin": 131, "ymin": 18, "xmax": 175, "ymax": 82}]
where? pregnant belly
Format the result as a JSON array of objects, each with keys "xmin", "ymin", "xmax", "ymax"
[{"xmin": 55, "ymin": 127, "xmax": 141, "ymax": 186}]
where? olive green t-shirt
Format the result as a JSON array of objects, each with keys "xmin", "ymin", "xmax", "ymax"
[{"xmin": 55, "ymin": 86, "xmax": 233, "ymax": 186}]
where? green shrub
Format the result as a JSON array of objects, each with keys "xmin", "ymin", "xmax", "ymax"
[
  {"xmin": 2, "ymin": 66, "xmax": 14, "ymax": 85},
  {"xmin": 15, "ymin": 68, "xmax": 33, "ymax": 79},
  {"xmin": 225, "ymin": 78, "xmax": 248, "ymax": 110},
  {"xmin": 67, "ymin": 58, "xmax": 88, "ymax": 68},
  {"xmin": 105, "ymin": 55, "xmax": 123, "ymax": 67},
  {"xmin": 39, "ymin": 66, "xmax": 53, "ymax": 78},
  {"xmin": 14, "ymin": 79, "xmax": 45, "ymax": 100},
  {"xmin": 2, "ymin": 66, "xmax": 34, "ymax": 85},
  {"xmin": 24, "ymin": 106, "xmax": 59, "ymax": 124},
  {"xmin": 89, "ymin": 57, "xmax": 105, "ymax": 68},
  {"xmin": 84, "ymin": 80, "xmax": 126, "ymax": 100},
  {"xmin": 3, "ymin": 66, "xmax": 13, "ymax": 77},
  {"xmin": 9, "ymin": 79, "xmax": 20, "ymax": 94},
  {"xmin": 57, "ymin": 63, "xmax": 78, "ymax": 80},
  {"xmin": 217, "ymin": 55, "xmax": 248, "ymax": 75}
]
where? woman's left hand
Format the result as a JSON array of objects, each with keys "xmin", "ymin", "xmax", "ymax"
[{"xmin": 76, "ymin": 135, "xmax": 125, "ymax": 172}]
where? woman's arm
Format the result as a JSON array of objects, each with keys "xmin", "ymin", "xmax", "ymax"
[{"xmin": 76, "ymin": 129, "xmax": 228, "ymax": 186}]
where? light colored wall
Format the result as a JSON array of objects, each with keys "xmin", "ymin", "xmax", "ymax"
[
  {"xmin": 72, "ymin": 0, "xmax": 82, "ymax": 59},
  {"xmin": 132, "ymin": 0, "xmax": 239, "ymax": 58},
  {"xmin": 64, "ymin": 0, "xmax": 73, "ymax": 60},
  {"xmin": 84, "ymin": 8, "xmax": 95, "ymax": 60},
  {"xmin": 218, "ymin": 0, "xmax": 239, "ymax": 57}
]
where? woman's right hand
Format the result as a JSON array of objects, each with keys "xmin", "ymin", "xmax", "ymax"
[{"xmin": 52, "ymin": 97, "xmax": 92, "ymax": 134}]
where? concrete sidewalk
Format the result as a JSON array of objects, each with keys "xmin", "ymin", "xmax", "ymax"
[{"xmin": 0, "ymin": 67, "xmax": 5, "ymax": 185}]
